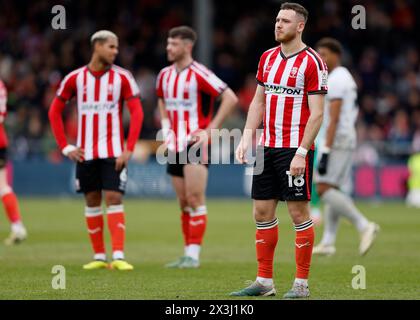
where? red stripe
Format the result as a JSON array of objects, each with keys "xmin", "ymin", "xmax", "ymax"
[
  {"xmin": 165, "ymin": 68, "xmax": 173, "ymax": 98},
  {"xmin": 94, "ymin": 77, "xmax": 100, "ymax": 102},
  {"xmin": 93, "ymin": 114, "xmax": 99, "ymax": 159},
  {"xmin": 119, "ymin": 102, "xmax": 124, "ymax": 150},
  {"xmin": 184, "ymin": 69, "xmax": 193, "ymax": 99},
  {"xmin": 263, "ymin": 47, "xmax": 281, "ymax": 83},
  {"xmin": 82, "ymin": 69, "xmax": 88, "ymax": 102},
  {"xmin": 173, "ymin": 110, "xmax": 178, "ymax": 151},
  {"xmin": 298, "ymin": 94, "xmax": 310, "ymax": 147},
  {"xmin": 81, "ymin": 114, "xmax": 86, "ymax": 151},
  {"xmin": 307, "ymin": 48, "xmax": 325, "ymax": 71},
  {"xmin": 184, "ymin": 111, "xmax": 190, "ymax": 136},
  {"xmin": 172, "ymin": 73, "xmax": 179, "ymax": 98},
  {"xmin": 283, "ymin": 53, "xmax": 306, "ymax": 148},
  {"xmin": 107, "ymin": 113, "xmax": 114, "ymax": 158},
  {"xmin": 267, "ymin": 57, "xmax": 287, "ymax": 147},
  {"xmin": 305, "ymin": 157, "xmax": 311, "ymax": 200},
  {"xmin": 107, "ymin": 69, "xmax": 114, "ymax": 101},
  {"xmin": 192, "ymin": 62, "xmax": 211, "ymax": 77},
  {"xmin": 268, "ymin": 95, "xmax": 278, "ymax": 148}
]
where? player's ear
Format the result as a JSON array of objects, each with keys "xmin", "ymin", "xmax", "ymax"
[{"xmin": 297, "ymin": 21, "xmax": 305, "ymax": 33}]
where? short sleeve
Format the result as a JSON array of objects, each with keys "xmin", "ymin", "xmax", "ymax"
[
  {"xmin": 156, "ymin": 70, "xmax": 165, "ymax": 98},
  {"xmin": 327, "ymin": 74, "xmax": 346, "ymax": 100},
  {"xmin": 121, "ymin": 71, "xmax": 141, "ymax": 100},
  {"xmin": 193, "ymin": 64, "xmax": 227, "ymax": 97},
  {"xmin": 256, "ymin": 54, "xmax": 265, "ymax": 86},
  {"xmin": 305, "ymin": 57, "xmax": 328, "ymax": 95}
]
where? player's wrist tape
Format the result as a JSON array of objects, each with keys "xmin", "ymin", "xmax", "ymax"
[
  {"xmin": 321, "ymin": 146, "xmax": 331, "ymax": 154},
  {"xmin": 296, "ymin": 146, "xmax": 308, "ymax": 158},
  {"xmin": 161, "ymin": 118, "xmax": 171, "ymax": 140},
  {"xmin": 62, "ymin": 145, "xmax": 77, "ymax": 156},
  {"xmin": 161, "ymin": 118, "xmax": 170, "ymax": 130}
]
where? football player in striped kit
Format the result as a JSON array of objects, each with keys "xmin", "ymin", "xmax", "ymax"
[
  {"xmin": 156, "ymin": 26, "xmax": 238, "ymax": 269},
  {"xmin": 0, "ymin": 79, "xmax": 28, "ymax": 245},
  {"xmin": 232, "ymin": 3, "xmax": 327, "ymax": 298},
  {"xmin": 49, "ymin": 30, "xmax": 144, "ymax": 270}
]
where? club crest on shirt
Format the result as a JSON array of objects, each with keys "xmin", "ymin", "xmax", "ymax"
[{"xmin": 289, "ymin": 67, "xmax": 298, "ymax": 78}]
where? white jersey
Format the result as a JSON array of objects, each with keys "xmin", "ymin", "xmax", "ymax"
[{"xmin": 318, "ymin": 66, "xmax": 358, "ymax": 149}]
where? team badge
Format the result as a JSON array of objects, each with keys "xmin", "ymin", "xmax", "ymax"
[{"xmin": 289, "ymin": 67, "xmax": 298, "ymax": 78}]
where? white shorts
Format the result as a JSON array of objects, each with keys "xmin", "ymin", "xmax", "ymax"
[{"xmin": 314, "ymin": 148, "xmax": 353, "ymax": 190}]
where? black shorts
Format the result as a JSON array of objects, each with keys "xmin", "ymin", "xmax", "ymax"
[
  {"xmin": 0, "ymin": 148, "xmax": 7, "ymax": 169},
  {"xmin": 76, "ymin": 158, "xmax": 127, "ymax": 194},
  {"xmin": 251, "ymin": 147, "xmax": 314, "ymax": 201},
  {"xmin": 166, "ymin": 143, "xmax": 210, "ymax": 178}
]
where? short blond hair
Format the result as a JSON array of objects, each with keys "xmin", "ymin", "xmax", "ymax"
[{"xmin": 90, "ymin": 30, "xmax": 118, "ymax": 46}]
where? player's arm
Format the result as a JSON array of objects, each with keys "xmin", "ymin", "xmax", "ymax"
[
  {"xmin": 289, "ymin": 94, "xmax": 325, "ymax": 176},
  {"xmin": 48, "ymin": 74, "xmax": 84, "ymax": 162},
  {"xmin": 207, "ymin": 88, "xmax": 238, "ymax": 130},
  {"xmin": 116, "ymin": 96, "xmax": 144, "ymax": 170},
  {"xmin": 115, "ymin": 73, "xmax": 144, "ymax": 171},
  {"xmin": 235, "ymin": 85, "xmax": 265, "ymax": 164},
  {"xmin": 318, "ymin": 99, "xmax": 342, "ymax": 175},
  {"xmin": 0, "ymin": 82, "xmax": 7, "ymax": 123},
  {"xmin": 157, "ymin": 97, "xmax": 171, "ymax": 144}
]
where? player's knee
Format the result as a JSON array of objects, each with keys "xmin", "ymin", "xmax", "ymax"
[
  {"xmin": 316, "ymin": 183, "xmax": 331, "ymax": 197},
  {"xmin": 253, "ymin": 206, "xmax": 274, "ymax": 221},
  {"xmin": 85, "ymin": 192, "xmax": 102, "ymax": 207},
  {"xmin": 105, "ymin": 192, "xmax": 123, "ymax": 206},
  {"xmin": 178, "ymin": 197, "xmax": 188, "ymax": 210},
  {"xmin": 186, "ymin": 192, "xmax": 203, "ymax": 208}
]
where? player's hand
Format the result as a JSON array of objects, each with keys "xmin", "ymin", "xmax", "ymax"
[
  {"xmin": 115, "ymin": 150, "xmax": 132, "ymax": 171},
  {"xmin": 289, "ymin": 154, "xmax": 306, "ymax": 176},
  {"xmin": 235, "ymin": 139, "xmax": 249, "ymax": 164},
  {"xmin": 317, "ymin": 153, "xmax": 329, "ymax": 175},
  {"xmin": 190, "ymin": 128, "xmax": 211, "ymax": 146},
  {"xmin": 65, "ymin": 147, "xmax": 84, "ymax": 162}
]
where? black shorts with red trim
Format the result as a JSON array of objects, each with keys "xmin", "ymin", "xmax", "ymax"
[
  {"xmin": 166, "ymin": 143, "xmax": 210, "ymax": 178},
  {"xmin": 75, "ymin": 158, "xmax": 127, "ymax": 194},
  {"xmin": 0, "ymin": 148, "xmax": 7, "ymax": 169},
  {"xmin": 251, "ymin": 147, "xmax": 314, "ymax": 201}
]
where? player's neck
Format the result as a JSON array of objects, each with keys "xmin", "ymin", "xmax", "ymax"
[
  {"xmin": 174, "ymin": 56, "xmax": 193, "ymax": 72},
  {"xmin": 280, "ymin": 38, "xmax": 306, "ymax": 58},
  {"xmin": 88, "ymin": 58, "xmax": 111, "ymax": 72},
  {"xmin": 328, "ymin": 62, "xmax": 340, "ymax": 72}
]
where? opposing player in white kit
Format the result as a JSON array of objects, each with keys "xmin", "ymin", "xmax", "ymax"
[{"xmin": 312, "ymin": 38, "xmax": 379, "ymax": 256}]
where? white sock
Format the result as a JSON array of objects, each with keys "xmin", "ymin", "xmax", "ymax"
[
  {"xmin": 256, "ymin": 277, "xmax": 273, "ymax": 287},
  {"xmin": 322, "ymin": 188, "xmax": 369, "ymax": 233},
  {"xmin": 184, "ymin": 246, "xmax": 189, "ymax": 256},
  {"xmin": 11, "ymin": 222, "xmax": 24, "ymax": 233},
  {"xmin": 186, "ymin": 244, "xmax": 200, "ymax": 260},
  {"xmin": 94, "ymin": 253, "xmax": 106, "ymax": 261},
  {"xmin": 320, "ymin": 204, "xmax": 339, "ymax": 245},
  {"xmin": 294, "ymin": 278, "xmax": 308, "ymax": 287},
  {"xmin": 112, "ymin": 250, "xmax": 124, "ymax": 260}
]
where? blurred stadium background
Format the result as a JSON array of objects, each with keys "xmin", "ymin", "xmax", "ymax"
[
  {"xmin": 0, "ymin": 0, "xmax": 419, "ymax": 199},
  {"xmin": 0, "ymin": 0, "xmax": 420, "ymax": 300}
]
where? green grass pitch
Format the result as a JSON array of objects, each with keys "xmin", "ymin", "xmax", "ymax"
[{"xmin": 0, "ymin": 198, "xmax": 419, "ymax": 299}]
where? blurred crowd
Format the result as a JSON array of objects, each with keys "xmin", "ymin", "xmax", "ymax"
[{"xmin": 0, "ymin": 0, "xmax": 418, "ymax": 164}]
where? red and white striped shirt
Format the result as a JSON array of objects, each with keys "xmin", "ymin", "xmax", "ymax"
[
  {"xmin": 257, "ymin": 45, "xmax": 328, "ymax": 149},
  {"xmin": 0, "ymin": 80, "xmax": 8, "ymax": 148},
  {"xmin": 56, "ymin": 65, "xmax": 140, "ymax": 160},
  {"xmin": 156, "ymin": 61, "xmax": 227, "ymax": 152}
]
